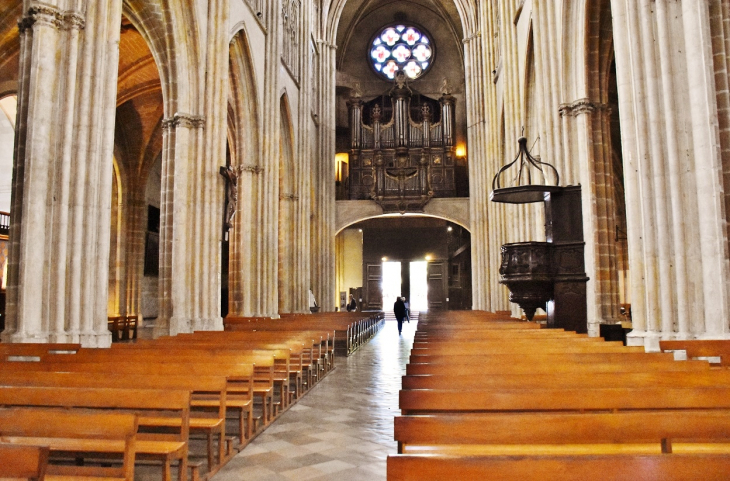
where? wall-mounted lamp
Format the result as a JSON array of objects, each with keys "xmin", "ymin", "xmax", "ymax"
[
  {"xmin": 455, "ymin": 144, "xmax": 467, "ymax": 159},
  {"xmin": 335, "ymin": 153, "xmax": 349, "ymax": 183},
  {"xmin": 425, "ymin": 255, "xmax": 432, "ymax": 261},
  {"xmin": 447, "ymin": 226, "xmax": 453, "ymax": 232},
  {"xmin": 382, "ymin": 256, "xmax": 388, "ymax": 261}
]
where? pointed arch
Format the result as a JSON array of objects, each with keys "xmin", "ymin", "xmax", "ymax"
[
  {"xmin": 227, "ymin": 26, "xmax": 262, "ymax": 316},
  {"xmin": 278, "ymin": 93, "xmax": 297, "ymax": 313}
]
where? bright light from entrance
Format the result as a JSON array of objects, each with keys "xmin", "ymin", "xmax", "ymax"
[
  {"xmin": 382, "ymin": 261, "xmax": 402, "ymax": 313},
  {"xmin": 410, "ymin": 261, "xmax": 428, "ymax": 312}
]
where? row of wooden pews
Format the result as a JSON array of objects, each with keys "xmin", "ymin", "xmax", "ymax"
[
  {"xmin": 226, "ymin": 311, "xmax": 384, "ymax": 356},
  {"xmin": 388, "ymin": 311, "xmax": 730, "ymax": 480},
  {"xmin": 0, "ymin": 311, "xmax": 383, "ymax": 481}
]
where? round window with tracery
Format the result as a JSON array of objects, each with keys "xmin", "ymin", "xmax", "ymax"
[{"xmin": 369, "ymin": 24, "xmax": 434, "ymax": 81}]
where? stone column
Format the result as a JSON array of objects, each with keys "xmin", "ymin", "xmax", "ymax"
[
  {"xmin": 191, "ymin": 0, "xmax": 228, "ymax": 331},
  {"xmin": 560, "ymin": 99, "xmax": 620, "ymax": 336},
  {"xmin": 464, "ymin": 15, "xmax": 484, "ymax": 310},
  {"xmin": 3, "ymin": 1, "xmax": 123, "ymax": 347},
  {"xmin": 313, "ymin": 39, "xmax": 337, "ymax": 311},
  {"xmin": 260, "ymin": 0, "xmax": 282, "ymax": 316},
  {"xmin": 681, "ymin": 0, "xmax": 730, "ymax": 338},
  {"xmin": 612, "ymin": 0, "xmax": 730, "ymax": 348},
  {"xmin": 155, "ymin": 114, "xmax": 206, "ymax": 337}
]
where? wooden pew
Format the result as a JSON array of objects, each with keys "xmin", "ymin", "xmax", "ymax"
[
  {"xmin": 394, "ymin": 412, "xmax": 730, "ymax": 455},
  {"xmin": 0, "ymin": 371, "xmax": 229, "ymax": 471},
  {"xmin": 112, "ymin": 341, "xmax": 294, "ymax": 411},
  {"xmin": 0, "ymin": 408, "xmax": 136, "ymax": 481},
  {"xmin": 0, "ymin": 358, "xmax": 255, "ymax": 443},
  {"xmin": 661, "ymin": 340, "xmax": 730, "ymax": 366},
  {"xmin": 189, "ymin": 330, "xmax": 326, "ymax": 392},
  {"xmin": 387, "ymin": 453, "xmax": 730, "ymax": 480},
  {"xmin": 37, "ymin": 348, "xmax": 275, "ymax": 428},
  {"xmin": 405, "ymin": 358, "xmax": 710, "ymax": 375},
  {"xmin": 402, "ymin": 370, "xmax": 730, "ymax": 390},
  {"xmin": 0, "ymin": 443, "xmax": 49, "ymax": 481},
  {"xmin": 399, "ymin": 386, "xmax": 730, "ymax": 415},
  {"xmin": 409, "ymin": 352, "xmax": 672, "ymax": 365},
  {"xmin": 0, "ymin": 386, "xmax": 190, "ymax": 481},
  {"xmin": 0, "ymin": 343, "xmax": 81, "ymax": 356}
]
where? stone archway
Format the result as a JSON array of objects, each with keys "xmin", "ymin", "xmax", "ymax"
[{"xmin": 227, "ymin": 27, "xmax": 262, "ymax": 317}]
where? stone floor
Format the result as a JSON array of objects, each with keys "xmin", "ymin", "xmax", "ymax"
[{"xmin": 212, "ymin": 317, "xmax": 417, "ymax": 481}]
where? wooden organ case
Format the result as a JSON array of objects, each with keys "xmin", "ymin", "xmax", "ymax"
[{"xmin": 347, "ymin": 73, "xmax": 457, "ymax": 212}]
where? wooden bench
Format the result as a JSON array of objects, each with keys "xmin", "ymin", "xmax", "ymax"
[
  {"xmin": 0, "ymin": 408, "xmax": 136, "ymax": 480},
  {"xmin": 0, "ymin": 359, "xmax": 255, "ymax": 444},
  {"xmin": 140, "ymin": 336, "xmax": 304, "ymax": 405},
  {"xmin": 41, "ymin": 348, "xmax": 275, "ymax": 429},
  {"xmin": 402, "ymin": 370, "xmax": 730, "ymax": 390},
  {"xmin": 189, "ymin": 330, "xmax": 327, "ymax": 391},
  {"xmin": 399, "ymin": 386, "xmax": 730, "ymax": 415},
  {"xmin": 661, "ymin": 340, "xmax": 730, "ymax": 366},
  {"xmin": 0, "ymin": 442, "xmax": 49, "ymax": 481},
  {"xmin": 0, "ymin": 370, "xmax": 229, "ymax": 472},
  {"xmin": 0, "ymin": 386, "xmax": 191, "ymax": 481},
  {"xmin": 387, "ymin": 453, "xmax": 730, "ymax": 480},
  {"xmin": 0, "ymin": 343, "xmax": 81, "ymax": 357},
  {"xmin": 409, "ymin": 353, "xmax": 672, "ymax": 366},
  {"xmin": 405, "ymin": 358, "xmax": 709, "ymax": 375},
  {"xmin": 394, "ymin": 411, "xmax": 730, "ymax": 455}
]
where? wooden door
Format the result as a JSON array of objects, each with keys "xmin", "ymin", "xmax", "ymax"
[
  {"xmin": 365, "ymin": 263, "xmax": 383, "ymax": 310},
  {"xmin": 427, "ymin": 261, "xmax": 447, "ymax": 310}
]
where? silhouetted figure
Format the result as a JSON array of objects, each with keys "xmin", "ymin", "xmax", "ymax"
[
  {"xmin": 394, "ymin": 296, "xmax": 407, "ymax": 335},
  {"xmin": 347, "ymin": 295, "xmax": 357, "ymax": 312}
]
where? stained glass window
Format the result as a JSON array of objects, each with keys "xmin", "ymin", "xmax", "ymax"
[{"xmin": 369, "ymin": 24, "xmax": 433, "ymax": 81}]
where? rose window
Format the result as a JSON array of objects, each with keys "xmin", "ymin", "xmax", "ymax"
[{"xmin": 370, "ymin": 24, "xmax": 433, "ymax": 80}]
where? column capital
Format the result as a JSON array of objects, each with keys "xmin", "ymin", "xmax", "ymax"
[
  {"xmin": 241, "ymin": 164, "xmax": 264, "ymax": 174},
  {"xmin": 18, "ymin": 5, "xmax": 85, "ymax": 33},
  {"xmin": 162, "ymin": 113, "xmax": 206, "ymax": 130},
  {"xmin": 559, "ymin": 98, "xmax": 611, "ymax": 117}
]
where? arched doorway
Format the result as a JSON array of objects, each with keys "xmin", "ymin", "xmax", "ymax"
[{"xmin": 336, "ymin": 215, "xmax": 472, "ymax": 312}]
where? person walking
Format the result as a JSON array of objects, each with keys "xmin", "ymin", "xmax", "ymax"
[{"xmin": 394, "ymin": 296, "xmax": 407, "ymax": 335}]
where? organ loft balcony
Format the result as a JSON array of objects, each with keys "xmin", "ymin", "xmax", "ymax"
[{"xmin": 336, "ymin": 72, "xmax": 469, "ymax": 213}]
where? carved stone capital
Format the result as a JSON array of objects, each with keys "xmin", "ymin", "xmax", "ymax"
[
  {"xmin": 19, "ymin": 5, "xmax": 85, "ymax": 33},
  {"xmin": 241, "ymin": 164, "xmax": 264, "ymax": 174},
  {"xmin": 162, "ymin": 113, "xmax": 206, "ymax": 130},
  {"xmin": 559, "ymin": 98, "xmax": 610, "ymax": 117}
]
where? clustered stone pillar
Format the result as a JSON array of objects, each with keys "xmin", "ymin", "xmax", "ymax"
[
  {"xmin": 313, "ymin": 39, "xmax": 337, "ymax": 311},
  {"xmin": 3, "ymin": 1, "xmax": 123, "ymax": 347},
  {"xmin": 612, "ymin": 0, "xmax": 730, "ymax": 348}
]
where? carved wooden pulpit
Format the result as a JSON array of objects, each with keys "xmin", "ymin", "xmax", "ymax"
[{"xmin": 491, "ymin": 137, "xmax": 589, "ymax": 333}]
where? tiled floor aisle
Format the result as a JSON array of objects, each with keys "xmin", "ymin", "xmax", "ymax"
[{"xmin": 213, "ymin": 318, "xmax": 417, "ymax": 481}]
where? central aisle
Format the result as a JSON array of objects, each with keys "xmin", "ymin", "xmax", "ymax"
[{"xmin": 213, "ymin": 317, "xmax": 418, "ymax": 481}]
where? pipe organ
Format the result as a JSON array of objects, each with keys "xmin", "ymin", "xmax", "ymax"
[{"xmin": 347, "ymin": 73, "xmax": 457, "ymax": 213}]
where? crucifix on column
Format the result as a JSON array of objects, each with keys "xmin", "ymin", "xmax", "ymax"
[{"xmin": 220, "ymin": 165, "xmax": 242, "ymax": 232}]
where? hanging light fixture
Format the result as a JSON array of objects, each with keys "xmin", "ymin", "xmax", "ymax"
[{"xmin": 490, "ymin": 135, "xmax": 560, "ymax": 204}]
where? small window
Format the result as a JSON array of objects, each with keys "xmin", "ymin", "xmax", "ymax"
[{"xmin": 369, "ymin": 24, "xmax": 434, "ymax": 81}]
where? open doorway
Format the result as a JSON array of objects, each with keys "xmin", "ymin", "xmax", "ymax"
[
  {"xmin": 409, "ymin": 261, "xmax": 428, "ymax": 313},
  {"xmin": 381, "ymin": 261, "xmax": 402, "ymax": 314}
]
